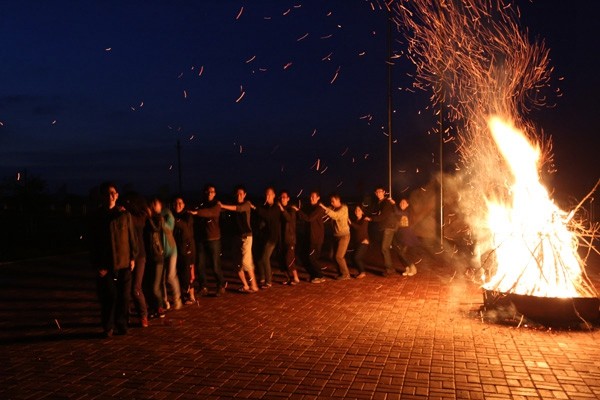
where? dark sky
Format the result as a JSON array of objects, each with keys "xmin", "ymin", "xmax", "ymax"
[{"xmin": 1, "ymin": 0, "xmax": 598, "ymax": 202}]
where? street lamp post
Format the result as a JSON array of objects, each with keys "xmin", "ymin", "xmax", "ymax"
[
  {"xmin": 387, "ymin": 9, "xmax": 393, "ymax": 198},
  {"xmin": 176, "ymin": 139, "xmax": 183, "ymax": 193}
]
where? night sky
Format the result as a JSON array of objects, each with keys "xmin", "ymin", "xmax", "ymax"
[{"xmin": 1, "ymin": 0, "xmax": 598, "ymax": 202}]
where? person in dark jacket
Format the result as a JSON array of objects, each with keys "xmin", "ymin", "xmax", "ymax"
[
  {"xmin": 255, "ymin": 187, "xmax": 281, "ymax": 288},
  {"xmin": 173, "ymin": 196, "xmax": 196, "ymax": 304},
  {"xmin": 191, "ymin": 184, "xmax": 226, "ymax": 297},
  {"xmin": 395, "ymin": 198, "xmax": 419, "ymax": 276},
  {"xmin": 350, "ymin": 205, "xmax": 369, "ymax": 279},
  {"xmin": 278, "ymin": 190, "xmax": 300, "ymax": 285},
  {"xmin": 293, "ymin": 191, "xmax": 326, "ymax": 283},
  {"xmin": 369, "ymin": 186, "xmax": 402, "ymax": 276},
  {"xmin": 89, "ymin": 182, "xmax": 138, "ymax": 337}
]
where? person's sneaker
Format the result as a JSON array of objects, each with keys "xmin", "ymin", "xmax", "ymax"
[
  {"xmin": 184, "ymin": 298, "xmax": 194, "ymax": 305},
  {"xmin": 402, "ymin": 269, "xmax": 410, "ymax": 276},
  {"xmin": 141, "ymin": 317, "xmax": 149, "ymax": 328},
  {"xmin": 407, "ymin": 264, "xmax": 417, "ymax": 276},
  {"xmin": 165, "ymin": 300, "xmax": 171, "ymax": 310},
  {"xmin": 199, "ymin": 287, "xmax": 209, "ymax": 297},
  {"xmin": 291, "ymin": 279, "xmax": 300, "ymax": 285},
  {"xmin": 216, "ymin": 286, "xmax": 226, "ymax": 297},
  {"xmin": 174, "ymin": 299, "xmax": 183, "ymax": 310},
  {"xmin": 356, "ymin": 272, "xmax": 366, "ymax": 279},
  {"xmin": 261, "ymin": 283, "xmax": 272, "ymax": 289},
  {"xmin": 311, "ymin": 277, "xmax": 324, "ymax": 284},
  {"xmin": 157, "ymin": 307, "xmax": 166, "ymax": 318},
  {"xmin": 336, "ymin": 274, "xmax": 351, "ymax": 281}
]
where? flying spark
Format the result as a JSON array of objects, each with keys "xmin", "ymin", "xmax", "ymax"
[
  {"xmin": 235, "ymin": 6, "xmax": 244, "ymax": 20},
  {"xmin": 297, "ymin": 33, "xmax": 309, "ymax": 41},
  {"xmin": 330, "ymin": 66, "xmax": 341, "ymax": 84}
]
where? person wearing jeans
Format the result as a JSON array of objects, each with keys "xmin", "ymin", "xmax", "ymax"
[{"xmin": 149, "ymin": 199, "xmax": 182, "ymax": 312}]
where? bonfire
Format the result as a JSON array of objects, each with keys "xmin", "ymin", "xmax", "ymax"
[{"xmin": 391, "ymin": 0, "xmax": 599, "ymax": 321}]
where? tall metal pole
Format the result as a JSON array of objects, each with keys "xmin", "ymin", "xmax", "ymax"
[
  {"xmin": 387, "ymin": 9, "xmax": 393, "ymax": 198},
  {"xmin": 439, "ymin": 102, "xmax": 444, "ymax": 248},
  {"xmin": 176, "ymin": 139, "xmax": 183, "ymax": 193}
]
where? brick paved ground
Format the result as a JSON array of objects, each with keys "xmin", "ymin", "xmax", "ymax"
[{"xmin": 2, "ymin": 249, "xmax": 600, "ymax": 400}]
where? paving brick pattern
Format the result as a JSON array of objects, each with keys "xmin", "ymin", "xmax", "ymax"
[{"xmin": 2, "ymin": 251, "xmax": 600, "ymax": 399}]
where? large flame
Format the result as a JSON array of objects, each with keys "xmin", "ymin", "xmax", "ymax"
[
  {"xmin": 481, "ymin": 116, "xmax": 589, "ymax": 298},
  {"xmin": 394, "ymin": 0, "xmax": 598, "ymax": 300}
]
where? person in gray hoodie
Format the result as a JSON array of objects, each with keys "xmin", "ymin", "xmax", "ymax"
[{"xmin": 319, "ymin": 194, "xmax": 351, "ymax": 280}]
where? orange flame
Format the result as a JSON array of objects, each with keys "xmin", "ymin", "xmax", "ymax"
[{"xmin": 481, "ymin": 117, "xmax": 593, "ymax": 298}]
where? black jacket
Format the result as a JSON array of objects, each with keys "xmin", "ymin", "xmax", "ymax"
[
  {"xmin": 280, "ymin": 205, "xmax": 297, "ymax": 245},
  {"xmin": 297, "ymin": 205, "xmax": 325, "ymax": 245},
  {"xmin": 89, "ymin": 206, "xmax": 138, "ymax": 271},
  {"xmin": 174, "ymin": 210, "xmax": 196, "ymax": 265},
  {"xmin": 256, "ymin": 203, "xmax": 281, "ymax": 244}
]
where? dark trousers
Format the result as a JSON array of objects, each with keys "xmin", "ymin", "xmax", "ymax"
[
  {"xmin": 131, "ymin": 257, "xmax": 148, "ymax": 318},
  {"xmin": 258, "ymin": 241, "xmax": 276, "ymax": 284},
  {"xmin": 280, "ymin": 243, "xmax": 297, "ymax": 274},
  {"xmin": 96, "ymin": 268, "xmax": 132, "ymax": 333},
  {"xmin": 197, "ymin": 239, "xmax": 225, "ymax": 289},
  {"xmin": 394, "ymin": 243, "xmax": 413, "ymax": 268},
  {"xmin": 304, "ymin": 241, "xmax": 324, "ymax": 279},
  {"xmin": 381, "ymin": 228, "xmax": 397, "ymax": 273},
  {"xmin": 354, "ymin": 243, "xmax": 368, "ymax": 273},
  {"xmin": 151, "ymin": 262, "xmax": 164, "ymax": 309},
  {"xmin": 177, "ymin": 258, "xmax": 193, "ymax": 295}
]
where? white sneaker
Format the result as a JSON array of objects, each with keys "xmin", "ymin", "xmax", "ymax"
[{"xmin": 407, "ymin": 265, "xmax": 417, "ymax": 276}]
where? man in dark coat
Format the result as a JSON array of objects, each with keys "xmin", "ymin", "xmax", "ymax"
[
  {"xmin": 89, "ymin": 182, "xmax": 138, "ymax": 337},
  {"xmin": 294, "ymin": 191, "xmax": 326, "ymax": 283},
  {"xmin": 278, "ymin": 190, "xmax": 300, "ymax": 285},
  {"xmin": 369, "ymin": 186, "xmax": 401, "ymax": 276}
]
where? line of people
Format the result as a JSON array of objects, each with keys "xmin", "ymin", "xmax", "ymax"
[{"xmin": 88, "ymin": 182, "xmax": 418, "ymax": 338}]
